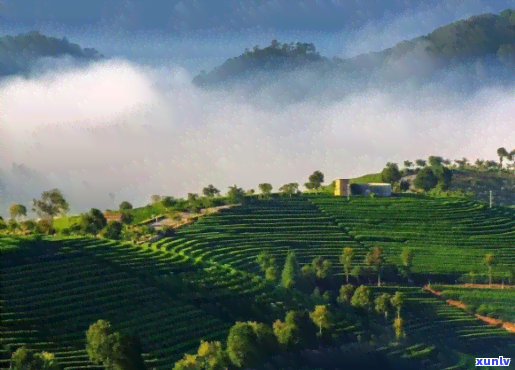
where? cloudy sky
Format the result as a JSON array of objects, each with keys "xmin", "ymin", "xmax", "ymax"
[{"xmin": 2, "ymin": 0, "xmax": 515, "ymax": 217}]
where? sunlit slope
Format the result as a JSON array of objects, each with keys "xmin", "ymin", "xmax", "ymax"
[
  {"xmin": 0, "ymin": 238, "xmax": 232, "ymax": 370},
  {"xmin": 173, "ymin": 197, "xmax": 361, "ymax": 276},
  {"xmin": 307, "ymin": 194, "xmax": 515, "ymax": 277}
]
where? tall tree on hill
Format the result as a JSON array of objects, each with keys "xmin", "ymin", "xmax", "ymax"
[
  {"xmin": 381, "ymin": 163, "xmax": 402, "ymax": 184},
  {"xmin": 309, "ymin": 305, "xmax": 332, "ymax": 336},
  {"xmin": 281, "ymin": 250, "xmax": 300, "ymax": 289},
  {"xmin": 226, "ymin": 322, "xmax": 258, "ymax": 368},
  {"xmin": 375, "ymin": 293, "xmax": 392, "ymax": 320},
  {"xmin": 340, "ymin": 247, "xmax": 354, "ymax": 284},
  {"xmin": 391, "ymin": 291, "xmax": 406, "ymax": 319},
  {"xmin": 428, "ymin": 156, "xmax": 444, "ymax": 167},
  {"xmin": 226, "ymin": 185, "xmax": 246, "ymax": 204},
  {"xmin": 413, "ymin": 167, "xmax": 439, "ymax": 191},
  {"xmin": 305, "ymin": 171, "xmax": 324, "ymax": 191},
  {"xmin": 351, "ymin": 285, "xmax": 372, "ymax": 312},
  {"xmin": 484, "ymin": 253, "xmax": 497, "ymax": 287},
  {"xmin": 365, "ymin": 246, "xmax": 384, "ymax": 287},
  {"xmin": 151, "ymin": 195, "xmax": 162, "ymax": 203},
  {"xmin": 415, "ymin": 159, "xmax": 426, "ymax": 168},
  {"xmin": 279, "ymin": 183, "xmax": 299, "ymax": 197},
  {"xmin": 258, "ymin": 183, "xmax": 273, "ymax": 199},
  {"xmin": 32, "ymin": 189, "xmax": 69, "ymax": 222},
  {"xmin": 86, "ymin": 320, "xmax": 146, "ymax": 370},
  {"xmin": 8, "ymin": 203, "xmax": 27, "ymax": 221},
  {"xmin": 119, "ymin": 201, "xmax": 133, "ymax": 211},
  {"xmin": 497, "ymin": 147, "xmax": 509, "ymax": 169},
  {"xmin": 80, "ymin": 208, "xmax": 107, "ymax": 235},
  {"xmin": 403, "ymin": 160, "xmax": 413, "ymax": 169},
  {"xmin": 400, "ymin": 247, "xmax": 414, "ymax": 279},
  {"xmin": 475, "ymin": 158, "xmax": 485, "ymax": 169},
  {"xmin": 202, "ymin": 185, "xmax": 220, "ymax": 198}
]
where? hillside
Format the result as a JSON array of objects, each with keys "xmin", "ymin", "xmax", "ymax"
[
  {"xmin": 6, "ymin": 194, "xmax": 515, "ymax": 368},
  {"xmin": 0, "ymin": 31, "xmax": 105, "ymax": 77},
  {"xmin": 192, "ymin": 10, "xmax": 515, "ymax": 86}
]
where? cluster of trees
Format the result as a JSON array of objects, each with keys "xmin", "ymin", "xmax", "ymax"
[
  {"xmin": 337, "ymin": 284, "xmax": 406, "ymax": 339},
  {"xmin": 459, "ymin": 253, "xmax": 515, "ymax": 288},
  {"xmin": 8, "ymin": 347, "xmax": 61, "ymax": 370},
  {"xmin": 174, "ymin": 305, "xmax": 333, "ymax": 370}
]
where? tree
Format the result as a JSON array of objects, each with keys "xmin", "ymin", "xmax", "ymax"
[
  {"xmin": 161, "ymin": 196, "xmax": 175, "ymax": 207},
  {"xmin": 272, "ymin": 319, "xmax": 295, "ymax": 347},
  {"xmin": 432, "ymin": 165, "xmax": 453, "ymax": 190},
  {"xmin": 226, "ymin": 322, "xmax": 258, "ymax": 368},
  {"xmin": 399, "ymin": 179, "xmax": 410, "ymax": 192},
  {"xmin": 102, "ymin": 221, "xmax": 123, "ymax": 240},
  {"xmin": 245, "ymin": 189, "xmax": 255, "ymax": 196},
  {"xmin": 281, "ymin": 251, "xmax": 300, "ymax": 288},
  {"xmin": 497, "ymin": 147, "xmax": 509, "ymax": 169},
  {"xmin": 173, "ymin": 354, "xmax": 199, "ymax": 370},
  {"xmin": 256, "ymin": 251, "xmax": 275, "ymax": 272},
  {"xmin": 351, "ymin": 285, "xmax": 372, "ymax": 311},
  {"xmin": 10, "ymin": 347, "xmax": 60, "ymax": 370},
  {"xmin": 374, "ymin": 293, "xmax": 392, "ymax": 320},
  {"xmin": 403, "ymin": 160, "xmax": 413, "ymax": 169},
  {"xmin": 391, "ymin": 291, "xmax": 406, "ymax": 319},
  {"xmin": 86, "ymin": 320, "xmax": 146, "ymax": 370},
  {"xmin": 351, "ymin": 265, "xmax": 363, "ymax": 284},
  {"xmin": 265, "ymin": 266, "xmax": 279, "ymax": 282},
  {"xmin": 80, "ymin": 208, "xmax": 107, "ymax": 235},
  {"xmin": 484, "ymin": 253, "xmax": 497, "ymax": 287},
  {"xmin": 415, "ymin": 159, "xmax": 426, "ymax": 168},
  {"xmin": 258, "ymin": 183, "xmax": 273, "ymax": 199},
  {"xmin": 187, "ymin": 193, "xmax": 199, "ymax": 203},
  {"xmin": 119, "ymin": 201, "xmax": 133, "ymax": 211},
  {"xmin": 86, "ymin": 320, "xmax": 119, "ymax": 368},
  {"xmin": 428, "ymin": 156, "xmax": 444, "ymax": 167},
  {"xmin": 400, "ymin": 248, "xmax": 414, "ymax": 277},
  {"xmin": 120, "ymin": 211, "xmax": 133, "ymax": 225},
  {"xmin": 413, "ymin": 167, "xmax": 439, "ymax": 191},
  {"xmin": 381, "ymin": 163, "xmax": 402, "ymax": 184},
  {"xmin": 196, "ymin": 340, "xmax": 227, "ymax": 370},
  {"xmin": 279, "ymin": 183, "xmax": 299, "ymax": 197},
  {"xmin": 337, "ymin": 284, "xmax": 355, "ymax": 305},
  {"xmin": 393, "ymin": 317, "xmax": 404, "ymax": 339},
  {"xmin": 32, "ymin": 189, "xmax": 69, "ymax": 221},
  {"xmin": 365, "ymin": 246, "xmax": 384, "ymax": 286},
  {"xmin": 9, "ymin": 203, "xmax": 27, "ymax": 220},
  {"xmin": 226, "ymin": 185, "xmax": 245, "ymax": 204},
  {"xmin": 306, "ymin": 171, "xmax": 324, "ymax": 191},
  {"xmin": 340, "ymin": 247, "xmax": 354, "ymax": 283},
  {"xmin": 151, "ymin": 195, "xmax": 162, "ymax": 203},
  {"xmin": 202, "ymin": 185, "xmax": 220, "ymax": 198},
  {"xmin": 309, "ymin": 305, "xmax": 332, "ymax": 336}
]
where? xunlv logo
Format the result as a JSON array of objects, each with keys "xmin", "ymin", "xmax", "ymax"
[{"xmin": 475, "ymin": 357, "xmax": 511, "ymax": 366}]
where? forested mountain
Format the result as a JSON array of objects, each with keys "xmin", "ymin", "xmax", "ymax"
[
  {"xmin": 193, "ymin": 9, "xmax": 515, "ymax": 86},
  {"xmin": 0, "ymin": 31, "xmax": 105, "ymax": 77}
]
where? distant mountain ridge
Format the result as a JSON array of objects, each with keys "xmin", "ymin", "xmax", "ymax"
[
  {"xmin": 0, "ymin": 31, "xmax": 106, "ymax": 77},
  {"xmin": 193, "ymin": 9, "xmax": 515, "ymax": 86}
]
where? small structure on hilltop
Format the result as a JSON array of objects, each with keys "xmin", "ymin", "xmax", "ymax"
[
  {"xmin": 334, "ymin": 179, "xmax": 392, "ymax": 197},
  {"xmin": 334, "ymin": 179, "xmax": 350, "ymax": 197}
]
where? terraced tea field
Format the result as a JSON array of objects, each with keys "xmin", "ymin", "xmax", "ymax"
[
  {"xmin": 173, "ymin": 197, "xmax": 362, "ymax": 277},
  {"xmin": 307, "ymin": 194, "xmax": 515, "ymax": 278},
  {"xmin": 435, "ymin": 285, "xmax": 515, "ymax": 322},
  {"xmin": 0, "ymin": 239, "xmax": 233, "ymax": 369}
]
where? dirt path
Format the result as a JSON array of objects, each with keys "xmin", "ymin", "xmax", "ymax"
[{"xmin": 423, "ymin": 286, "xmax": 515, "ymax": 334}]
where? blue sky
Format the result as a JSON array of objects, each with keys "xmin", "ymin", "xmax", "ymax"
[{"xmin": 2, "ymin": 0, "xmax": 515, "ymax": 217}]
